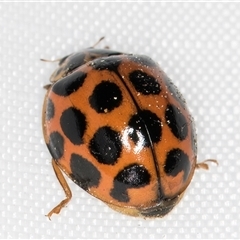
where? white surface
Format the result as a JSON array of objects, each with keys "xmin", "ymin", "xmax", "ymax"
[{"xmin": 0, "ymin": 2, "xmax": 239, "ymax": 239}]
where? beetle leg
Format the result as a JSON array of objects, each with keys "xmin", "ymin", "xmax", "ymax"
[
  {"xmin": 46, "ymin": 159, "xmax": 72, "ymax": 220},
  {"xmin": 196, "ymin": 159, "xmax": 218, "ymax": 170}
]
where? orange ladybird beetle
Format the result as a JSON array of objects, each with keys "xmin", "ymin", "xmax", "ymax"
[{"xmin": 42, "ymin": 38, "xmax": 217, "ymax": 218}]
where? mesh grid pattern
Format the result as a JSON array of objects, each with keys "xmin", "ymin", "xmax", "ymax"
[{"xmin": 0, "ymin": 2, "xmax": 239, "ymax": 239}]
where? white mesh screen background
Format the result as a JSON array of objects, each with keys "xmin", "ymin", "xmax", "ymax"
[{"xmin": 0, "ymin": 2, "xmax": 239, "ymax": 239}]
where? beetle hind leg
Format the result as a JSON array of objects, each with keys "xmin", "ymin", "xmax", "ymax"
[
  {"xmin": 46, "ymin": 159, "xmax": 72, "ymax": 219},
  {"xmin": 196, "ymin": 159, "xmax": 218, "ymax": 170}
]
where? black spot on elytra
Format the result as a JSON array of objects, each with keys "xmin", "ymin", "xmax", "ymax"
[
  {"xmin": 110, "ymin": 164, "xmax": 151, "ymax": 202},
  {"xmin": 165, "ymin": 104, "xmax": 188, "ymax": 141},
  {"xmin": 70, "ymin": 153, "xmax": 101, "ymax": 191},
  {"xmin": 129, "ymin": 70, "xmax": 161, "ymax": 95},
  {"xmin": 128, "ymin": 110, "xmax": 162, "ymax": 148},
  {"xmin": 46, "ymin": 98, "xmax": 55, "ymax": 120},
  {"xmin": 52, "ymin": 71, "xmax": 87, "ymax": 96},
  {"xmin": 90, "ymin": 56, "xmax": 122, "ymax": 71},
  {"xmin": 128, "ymin": 55, "xmax": 159, "ymax": 68},
  {"xmin": 60, "ymin": 107, "xmax": 86, "ymax": 145},
  {"xmin": 89, "ymin": 81, "xmax": 123, "ymax": 113},
  {"xmin": 47, "ymin": 131, "xmax": 64, "ymax": 160},
  {"xmin": 164, "ymin": 148, "xmax": 191, "ymax": 181},
  {"xmin": 89, "ymin": 126, "xmax": 122, "ymax": 165}
]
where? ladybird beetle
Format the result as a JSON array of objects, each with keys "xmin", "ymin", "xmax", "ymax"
[{"xmin": 42, "ymin": 39, "xmax": 217, "ymax": 218}]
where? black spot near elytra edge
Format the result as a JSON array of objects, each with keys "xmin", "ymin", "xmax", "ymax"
[
  {"xmin": 110, "ymin": 164, "xmax": 151, "ymax": 202},
  {"xmin": 70, "ymin": 153, "xmax": 101, "ymax": 191},
  {"xmin": 90, "ymin": 56, "xmax": 122, "ymax": 71},
  {"xmin": 128, "ymin": 55, "xmax": 159, "ymax": 68},
  {"xmin": 47, "ymin": 131, "xmax": 64, "ymax": 160},
  {"xmin": 60, "ymin": 107, "xmax": 86, "ymax": 145},
  {"xmin": 89, "ymin": 80, "xmax": 123, "ymax": 113},
  {"xmin": 52, "ymin": 71, "xmax": 87, "ymax": 96},
  {"xmin": 46, "ymin": 98, "xmax": 55, "ymax": 120},
  {"xmin": 128, "ymin": 110, "xmax": 162, "ymax": 148},
  {"xmin": 164, "ymin": 148, "xmax": 191, "ymax": 182},
  {"xmin": 165, "ymin": 104, "xmax": 188, "ymax": 141},
  {"xmin": 89, "ymin": 126, "xmax": 122, "ymax": 165},
  {"xmin": 129, "ymin": 70, "xmax": 161, "ymax": 95}
]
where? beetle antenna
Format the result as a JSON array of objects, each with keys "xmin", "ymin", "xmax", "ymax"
[
  {"xmin": 92, "ymin": 36, "xmax": 105, "ymax": 48},
  {"xmin": 40, "ymin": 58, "xmax": 62, "ymax": 63}
]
